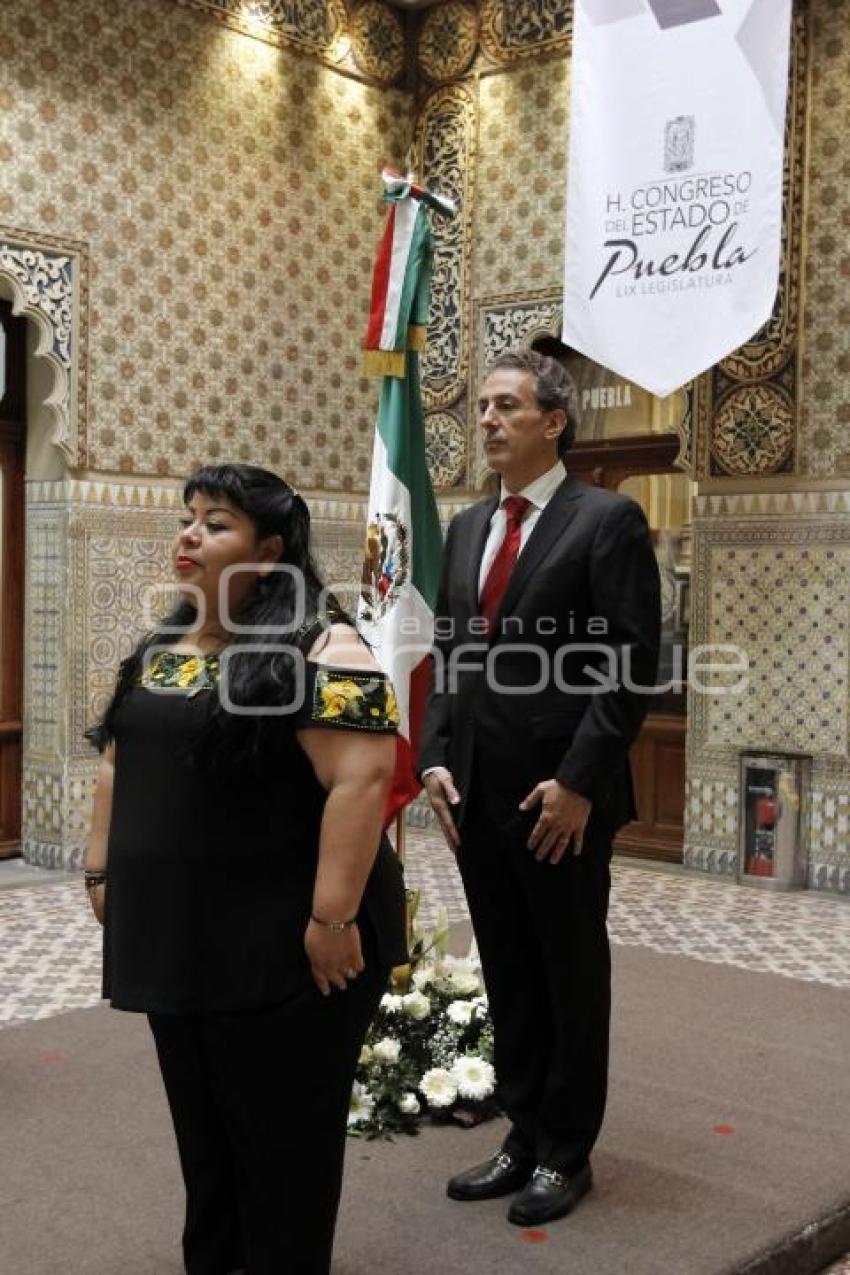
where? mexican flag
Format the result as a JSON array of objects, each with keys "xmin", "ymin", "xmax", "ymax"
[{"xmin": 359, "ymin": 176, "xmax": 446, "ymax": 825}]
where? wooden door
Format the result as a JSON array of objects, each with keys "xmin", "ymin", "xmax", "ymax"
[{"xmin": 0, "ymin": 301, "xmax": 26, "ymax": 858}]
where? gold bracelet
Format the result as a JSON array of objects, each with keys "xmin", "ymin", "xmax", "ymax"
[{"xmin": 310, "ymin": 912, "xmax": 357, "ymax": 934}]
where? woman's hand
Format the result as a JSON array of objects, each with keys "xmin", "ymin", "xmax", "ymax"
[
  {"xmin": 87, "ymin": 882, "xmax": 106, "ymax": 926},
  {"xmin": 304, "ymin": 919, "xmax": 365, "ymax": 996}
]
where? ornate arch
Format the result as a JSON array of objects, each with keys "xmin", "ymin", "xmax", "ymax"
[{"xmin": 0, "ymin": 229, "xmax": 88, "ymax": 466}]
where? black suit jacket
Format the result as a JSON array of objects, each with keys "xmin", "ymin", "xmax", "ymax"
[{"xmin": 420, "ymin": 475, "xmax": 661, "ymax": 834}]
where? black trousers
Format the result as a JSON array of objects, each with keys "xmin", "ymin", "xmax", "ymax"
[
  {"xmin": 148, "ymin": 956, "xmax": 387, "ymax": 1275},
  {"xmin": 456, "ymin": 797, "xmax": 613, "ymax": 1176}
]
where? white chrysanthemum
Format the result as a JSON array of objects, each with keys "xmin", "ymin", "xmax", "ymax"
[
  {"xmin": 347, "ymin": 1081, "xmax": 375, "ymax": 1127},
  {"xmin": 402, "ymin": 991, "xmax": 431, "ymax": 1021},
  {"xmin": 450, "ymin": 1055, "xmax": 495, "ymax": 1101},
  {"xmin": 470, "ymin": 994, "xmax": 489, "ymax": 1019},
  {"xmin": 398, "ymin": 1092, "xmax": 420, "ymax": 1115},
  {"xmin": 372, "ymin": 1036, "xmax": 401, "ymax": 1064},
  {"xmin": 358, "ymin": 1044, "xmax": 373, "ymax": 1065},
  {"xmin": 412, "ymin": 963, "xmax": 437, "ymax": 990},
  {"xmin": 447, "ymin": 999, "xmax": 474, "ymax": 1026},
  {"xmin": 448, "ymin": 968, "xmax": 481, "ymax": 996},
  {"xmin": 419, "ymin": 1068, "xmax": 458, "ymax": 1109},
  {"xmin": 380, "ymin": 993, "xmax": 404, "ymax": 1014}
]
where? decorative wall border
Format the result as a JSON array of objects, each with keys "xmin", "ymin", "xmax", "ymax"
[
  {"xmin": 348, "ymin": 2, "xmax": 406, "ymax": 84},
  {"xmin": 0, "ymin": 225, "xmax": 89, "ymax": 467},
  {"xmin": 694, "ymin": 4, "xmax": 809, "ymax": 479},
  {"xmin": 683, "ymin": 761, "xmax": 739, "ymax": 879},
  {"xmin": 23, "ymin": 501, "xmax": 68, "ymax": 765},
  {"xmin": 479, "ymin": 0, "xmax": 571, "ymax": 67},
  {"xmin": 417, "ymin": 83, "xmax": 476, "ymax": 414},
  {"xmin": 475, "ymin": 290, "xmax": 563, "ymax": 385},
  {"xmin": 171, "ymin": 0, "xmax": 412, "ymax": 85},
  {"xmin": 416, "ymin": 2, "xmax": 479, "ymax": 85},
  {"xmin": 27, "ymin": 477, "xmax": 184, "ymax": 509},
  {"xmin": 28, "ymin": 482, "xmax": 389, "ymax": 520},
  {"xmin": 695, "ymin": 490, "xmax": 850, "ymax": 519},
  {"xmin": 424, "ymin": 410, "xmax": 467, "ymax": 488},
  {"xmin": 172, "ymin": 0, "xmax": 347, "ymax": 58}
]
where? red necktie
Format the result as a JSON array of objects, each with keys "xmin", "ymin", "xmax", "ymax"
[{"xmin": 479, "ymin": 495, "xmax": 532, "ymax": 633}]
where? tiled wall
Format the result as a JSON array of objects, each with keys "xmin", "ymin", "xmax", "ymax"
[
  {"xmin": 0, "ymin": 0, "xmax": 411, "ymax": 488},
  {"xmin": 686, "ymin": 490, "xmax": 850, "ymax": 892},
  {"xmin": 681, "ymin": 3, "xmax": 850, "ymax": 893},
  {"xmin": 474, "ymin": 62, "xmax": 568, "ymax": 297},
  {"xmin": 799, "ymin": 0, "xmax": 850, "ymax": 477}
]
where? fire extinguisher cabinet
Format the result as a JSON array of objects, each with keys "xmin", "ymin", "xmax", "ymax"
[{"xmin": 738, "ymin": 753, "xmax": 811, "ymax": 890}]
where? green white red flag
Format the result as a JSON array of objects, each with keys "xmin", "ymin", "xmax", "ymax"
[{"xmin": 359, "ymin": 172, "xmax": 449, "ymax": 824}]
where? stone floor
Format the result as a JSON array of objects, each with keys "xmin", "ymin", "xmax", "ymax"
[{"xmin": 3, "ymin": 832, "xmax": 849, "ymax": 1025}]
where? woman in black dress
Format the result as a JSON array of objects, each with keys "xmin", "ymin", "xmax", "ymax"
[{"xmin": 84, "ymin": 463, "xmax": 406, "ymax": 1275}]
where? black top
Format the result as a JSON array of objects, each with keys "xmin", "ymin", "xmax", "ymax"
[{"xmin": 103, "ymin": 652, "xmax": 407, "ymax": 1013}]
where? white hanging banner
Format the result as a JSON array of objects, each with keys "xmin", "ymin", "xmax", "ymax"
[{"xmin": 563, "ymin": 0, "xmax": 792, "ymax": 398}]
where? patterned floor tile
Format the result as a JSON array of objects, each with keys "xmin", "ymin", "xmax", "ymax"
[
  {"xmin": 2, "ymin": 835, "xmax": 849, "ymax": 1033},
  {"xmin": 0, "ymin": 884, "xmax": 103, "ymax": 1027},
  {"xmin": 404, "ymin": 829, "xmax": 850, "ymax": 989}
]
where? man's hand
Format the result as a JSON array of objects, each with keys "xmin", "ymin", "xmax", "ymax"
[
  {"xmin": 519, "ymin": 779, "xmax": 592, "ymax": 864},
  {"xmin": 423, "ymin": 767, "xmax": 461, "ymax": 851}
]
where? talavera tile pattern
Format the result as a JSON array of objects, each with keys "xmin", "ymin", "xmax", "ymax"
[
  {"xmin": 417, "ymin": 2, "xmax": 479, "ymax": 84},
  {"xmin": 700, "ymin": 543, "xmax": 849, "ymax": 756},
  {"xmin": 0, "ymin": 0, "xmax": 412, "ymax": 488},
  {"xmin": 684, "ymin": 774, "xmax": 739, "ymax": 879},
  {"xmin": 479, "ymin": 0, "xmax": 571, "ymax": 66},
  {"xmin": 475, "ymin": 61, "xmax": 569, "ymax": 295},
  {"xmin": 686, "ymin": 490, "xmax": 850, "ymax": 894},
  {"xmin": 800, "ymin": 0, "xmax": 850, "ymax": 477}
]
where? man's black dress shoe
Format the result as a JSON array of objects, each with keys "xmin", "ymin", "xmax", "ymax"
[
  {"xmin": 507, "ymin": 1163, "xmax": 593, "ymax": 1226},
  {"xmin": 446, "ymin": 1152, "xmax": 534, "ymax": 1201}
]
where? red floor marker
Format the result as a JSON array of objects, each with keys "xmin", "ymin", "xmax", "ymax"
[
  {"xmin": 40, "ymin": 1051, "xmax": 65, "ymax": 1064},
  {"xmin": 519, "ymin": 1230, "xmax": 548, "ymax": 1244},
  {"xmin": 713, "ymin": 1124, "xmax": 736, "ymax": 1135}
]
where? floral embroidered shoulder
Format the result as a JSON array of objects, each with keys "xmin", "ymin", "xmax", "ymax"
[
  {"xmin": 138, "ymin": 649, "xmax": 399, "ymax": 733},
  {"xmin": 311, "ymin": 668, "xmax": 399, "ymax": 732},
  {"xmin": 141, "ymin": 650, "xmax": 220, "ymax": 692}
]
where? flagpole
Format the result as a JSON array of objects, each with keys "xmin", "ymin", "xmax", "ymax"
[
  {"xmin": 359, "ymin": 163, "xmax": 451, "ymax": 858},
  {"xmin": 394, "ymin": 809, "xmax": 407, "ymax": 866}
]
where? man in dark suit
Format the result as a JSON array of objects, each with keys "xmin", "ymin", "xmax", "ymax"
[{"xmin": 420, "ymin": 347, "xmax": 660, "ymax": 1227}]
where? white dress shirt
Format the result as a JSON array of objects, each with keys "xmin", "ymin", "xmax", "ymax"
[{"xmin": 477, "ymin": 461, "xmax": 567, "ymax": 596}]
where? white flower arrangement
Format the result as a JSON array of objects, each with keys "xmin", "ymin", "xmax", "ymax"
[
  {"xmin": 348, "ymin": 893, "xmax": 498, "ymax": 1139},
  {"xmin": 347, "ymin": 1081, "xmax": 376, "ymax": 1128}
]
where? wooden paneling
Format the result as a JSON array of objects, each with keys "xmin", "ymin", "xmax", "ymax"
[{"xmin": 615, "ymin": 713, "xmax": 686, "ymax": 863}]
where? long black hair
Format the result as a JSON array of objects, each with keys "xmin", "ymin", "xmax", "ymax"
[{"xmin": 87, "ymin": 463, "xmax": 347, "ymax": 764}]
